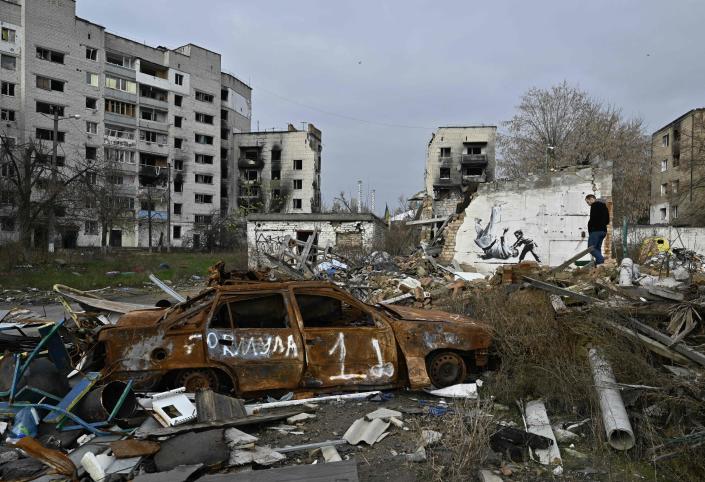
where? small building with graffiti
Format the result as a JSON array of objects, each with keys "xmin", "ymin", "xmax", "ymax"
[{"xmin": 246, "ymin": 213, "xmax": 387, "ymax": 270}]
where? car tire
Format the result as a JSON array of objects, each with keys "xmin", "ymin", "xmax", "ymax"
[
  {"xmin": 174, "ymin": 368, "xmax": 220, "ymax": 392},
  {"xmin": 428, "ymin": 351, "xmax": 467, "ymax": 388}
]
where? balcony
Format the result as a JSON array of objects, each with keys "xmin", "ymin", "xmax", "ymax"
[
  {"xmin": 104, "ymin": 129, "xmax": 136, "ymax": 148},
  {"xmin": 138, "ymin": 118, "xmax": 168, "ymax": 132},
  {"xmin": 433, "ymin": 177, "xmax": 461, "ymax": 188},
  {"xmin": 238, "ymin": 157, "xmax": 264, "ymax": 169},
  {"xmin": 462, "ymin": 172, "xmax": 487, "ymax": 184},
  {"xmin": 461, "ymin": 154, "xmax": 488, "ymax": 166},
  {"xmin": 137, "ymin": 140, "xmax": 169, "ymax": 156}
]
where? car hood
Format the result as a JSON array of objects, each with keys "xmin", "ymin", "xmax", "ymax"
[{"xmin": 381, "ymin": 304, "xmax": 474, "ymax": 324}]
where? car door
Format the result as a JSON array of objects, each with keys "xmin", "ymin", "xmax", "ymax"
[
  {"xmin": 205, "ymin": 291, "xmax": 305, "ymax": 393},
  {"xmin": 291, "ymin": 288, "xmax": 398, "ymax": 388}
]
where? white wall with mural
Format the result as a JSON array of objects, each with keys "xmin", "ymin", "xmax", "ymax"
[{"xmin": 452, "ymin": 164, "xmax": 613, "ymax": 273}]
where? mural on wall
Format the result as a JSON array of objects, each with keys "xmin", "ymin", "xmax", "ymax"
[{"xmin": 474, "ymin": 205, "xmax": 541, "ymax": 262}]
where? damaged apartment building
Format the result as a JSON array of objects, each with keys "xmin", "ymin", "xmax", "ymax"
[
  {"xmin": 0, "ymin": 0, "xmax": 252, "ymax": 248},
  {"xmin": 232, "ymin": 123, "xmax": 322, "ymax": 214},
  {"xmin": 423, "ymin": 126, "xmax": 497, "ymax": 219}
]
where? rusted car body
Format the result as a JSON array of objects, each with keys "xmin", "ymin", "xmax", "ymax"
[{"xmin": 96, "ymin": 281, "xmax": 492, "ymax": 394}]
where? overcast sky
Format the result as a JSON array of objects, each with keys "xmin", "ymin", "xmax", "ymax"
[{"xmin": 78, "ymin": 0, "xmax": 705, "ymax": 214}]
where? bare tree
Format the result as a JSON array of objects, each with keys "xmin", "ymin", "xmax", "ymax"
[
  {"xmin": 0, "ymin": 134, "xmax": 93, "ymax": 253},
  {"xmin": 498, "ymin": 81, "xmax": 650, "ymax": 222},
  {"xmin": 80, "ymin": 155, "xmax": 136, "ymax": 252}
]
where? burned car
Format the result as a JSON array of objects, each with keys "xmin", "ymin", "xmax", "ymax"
[{"xmin": 95, "ymin": 281, "xmax": 492, "ymax": 394}]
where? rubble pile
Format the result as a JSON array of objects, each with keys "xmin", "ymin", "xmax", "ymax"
[{"xmin": 1, "ymin": 247, "xmax": 705, "ymax": 480}]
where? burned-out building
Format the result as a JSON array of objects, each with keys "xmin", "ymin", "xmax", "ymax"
[
  {"xmin": 232, "ymin": 124, "xmax": 322, "ymax": 215},
  {"xmin": 649, "ymin": 108, "xmax": 705, "ymax": 226},
  {"xmin": 424, "ymin": 126, "xmax": 497, "ymax": 218}
]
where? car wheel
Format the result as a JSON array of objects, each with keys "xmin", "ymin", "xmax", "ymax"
[
  {"xmin": 174, "ymin": 368, "xmax": 220, "ymax": 392},
  {"xmin": 428, "ymin": 351, "xmax": 467, "ymax": 388}
]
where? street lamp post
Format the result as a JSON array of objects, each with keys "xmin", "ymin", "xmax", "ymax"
[
  {"xmin": 166, "ymin": 162, "xmax": 171, "ymax": 253},
  {"xmin": 47, "ymin": 110, "xmax": 80, "ymax": 253},
  {"xmin": 545, "ymin": 145, "xmax": 555, "ymax": 172}
]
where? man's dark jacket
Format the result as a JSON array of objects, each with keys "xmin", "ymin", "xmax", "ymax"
[{"xmin": 588, "ymin": 201, "xmax": 610, "ymax": 233}]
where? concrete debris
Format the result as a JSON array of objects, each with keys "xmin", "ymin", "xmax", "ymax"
[
  {"xmin": 420, "ymin": 429, "xmax": 442, "ymax": 447},
  {"xmin": 552, "ymin": 426, "xmax": 580, "ymax": 443},
  {"xmin": 286, "ymin": 413, "xmax": 317, "ymax": 424},
  {"xmin": 429, "ymin": 382, "xmax": 482, "ymax": 398},
  {"xmin": 343, "ymin": 418, "xmax": 390, "ymax": 445},
  {"xmin": 365, "ymin": 407, "xmax": 402, "ymax": 421},
  {"xmin": 479, "ymin": 469, "xmax": 504, "ymax": 482},
  {"xmin": 405, "ymin": 446, "xmax": 427, "ymax": 463},
  {"xmin": 225, "ymin": 427, "xmax": 259, "ymax": 448},
  {"xmin": 523, "ymin": 400, "xmax": 562, "ymax": 467},
  {"xmin": 321, "ymin": 445, "xmax": 343, "ymax": 463},
  {"xmin": 229, "ymin": 445, "xmax": 286, "ymax": 466}
]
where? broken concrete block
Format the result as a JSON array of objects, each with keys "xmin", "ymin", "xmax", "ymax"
[
  {"xmin": 153, "ymin": 429, "xmax": 228, "ymax": 471},
  {"xmin": 389, "ymin": 417, "xmax": 404, "ymax": 428},
  {"xmin": 343, "ymin": 417, "xmax": 390, "ymax": 445},
  {"xmin": 479, "ymin": 469, "xmax": 504, "ymax": 482},
  {"xmin": 225, "ymin": 427, "xmax": 258, "ymax": 448},
  {"xmin": 552, "ymin": 426, "xmax": 580, "ymax": 443},
  {"xmin": 229, "ymin": 446, "xmax": 286, "ymax": 466},
  {"xmin": 365, "ymin": 407, "xmax": 402, "ymax": 421},
  {"xmin": 286, "ymin": 412, "xmax": 316, "ymax": 424},
  {"xmin": 398, "ymin": 277, "xmax": 422, "ymax": 293},
  {"xmin": 321, "ymin": 445, "xmax": 342, "ymax": 463}
]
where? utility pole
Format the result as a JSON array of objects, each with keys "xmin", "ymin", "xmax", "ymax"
[
  {"xmin": 147, "ymin": 185, "xmax": 153, "ymax": 253},
  {"xmin": 47, "ymin": 110, "xmax": 59, "ymax": 253},
  {"xmin": 166, "ymin": 162, "xmax": 171, "ymax": 252}
]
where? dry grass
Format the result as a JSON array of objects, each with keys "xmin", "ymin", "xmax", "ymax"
[{"xmin": 413, "ymin": 398, "xmax": 494, "ymax": 482}]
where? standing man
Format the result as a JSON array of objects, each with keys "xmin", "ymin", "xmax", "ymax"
[{"xmin": 585, "ymin": 194, "xmax": 610, "ymax": 265}]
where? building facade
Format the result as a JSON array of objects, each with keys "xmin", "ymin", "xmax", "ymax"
[
  {"xmin": 232, "ymin": 123, "xmax": 322, "ymax": 215},
  {"xmin": 423, "ymin": 126, "xmax": 497, "ymax": 218},
  {"xmin": 649, "ymin": 108, "xmax": 705, "ymax": 226},
  {"xmin": 0, "ymin": 0, "xmax": 252, "ymax": 248}
]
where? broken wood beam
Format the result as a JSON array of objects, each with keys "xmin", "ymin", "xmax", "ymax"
[
  {"xmin": 549, "ymin": 246, "xmax": 594, "ymax": 273},
  {"xmin": 623, "ymin": 316, "xmax": 705, "ymax": 367},
  {"xmin": 522, "ymin": 276, "xmax": 599, "ymax": 304}
]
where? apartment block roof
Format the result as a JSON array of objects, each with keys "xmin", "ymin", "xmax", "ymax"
[{"xmin": 652, "ymin": 108, "xmax": 705, "ymax": 136}]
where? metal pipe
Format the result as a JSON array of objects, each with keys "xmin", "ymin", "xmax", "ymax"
[{"xmin": 588, "ymin": 348, "xmax": 635, "ymax": 450}]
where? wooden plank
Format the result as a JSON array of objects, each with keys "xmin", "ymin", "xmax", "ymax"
[
  {"xmin": 406, "ymin": 216, "xmax": 448, "ymax": 226},
  {"xmin": 549, "ymin": 246, "xmax": 593, "ymax": 273},
  {"xmin": 135, "ymin": 411, "xmax": 299, "ymax": 439},
  {"xmin": 197, "ymin": 458, "xmax": 359, "ymax": 482},
  {"xmin": 522, "ymin": 276, "xmax": 599, "ymax": 304},
  {"xmin": 623, "ymin": 316, "xmax": 705, "ymax": 367}
]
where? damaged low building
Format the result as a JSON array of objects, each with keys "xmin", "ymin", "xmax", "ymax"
[
  {"xmin": 247, "ymin": 213, "xmax": 386, "ymax": 269},
  {"xmin": 441, "ymin": 162, "xmax": 613, "ymax": 271},
  {"xmin": 424, "ymin": 126, "xmax": 497, "ymax": 219}
]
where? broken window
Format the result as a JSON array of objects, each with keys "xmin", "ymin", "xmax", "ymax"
[
  {"xmin": 85, "ymin": 221, "xmax": 98, "ymax": 235},
  {"xmin": 174, "ymin": 116, "xmax": 183, "ymax": 128},
  {"xmin": 36, "ymin": 101, "xmax": 64, "ymax": 116},
  {"xmin": 174, "ymin": 95, "xmax": 183, "ymax": 107},
  {"xmin": 660, "ymin": 207, "xmax": 667, "ymax": 221},
  {"xmin": 1, "ymin": 54, "xmax": 16, "ymax": 70},
  {"xmin": 295, "ymin": 293, "xmax": 373, "ymax": 328},
  {"xmin": 86, "ymin": 47, "xmax": 98, "ymax": 61},
  {"xmin": 195, "ymin": 112, "xmax": 214, "ymax": 124},
  {"xmin": 293, "ymin": 179, "xmax": 303, "ymax": 190},
  {"xmin": 195, "ymin": 90, "xmax": 214, "ymax": 103},
  {"xmin": 660, "ymin": 183, "xmax": 667, "ymax": 196},
  {"xmin": 244, "ymin": 169, "xmax": 258, "ymax": 181},
  {"xmin": 672, "ymin": 180, "xmax": 679, "ymax": 194},
  {"xmin": 1, "ymin": 82, "xmax": 15, "ymax": 96},
  {"xmin": 174, "ymin": 73, "xmax": 184, "ymax": 85},
  {"xmin": 440, "ymin": 147, "xmax": 451, "ymax": 158},
  {"xmin": 1, "ymin": 27, "xmax": 16, "ymax": 43},
  {"xmin": 86, "ymin": 72, "xmax": 99, "ymax": 87},
  {"xmin": 271, "ymin": 148, "xmax": 282, "ymax": 161},
  {"xmin": 105, "ymin": 99, "xmax": 136, "ymax": 117},
  {"xmin": 215, "ymin": 294, "xmax": 289, "ymax": 329},
  {"xmin": 195, "ymin": 193, "xmax": 213, "ymax": 204},
  {"xmin": 1, "ymin": 217, "xmax": 16, "ymax": 231},
  {"xmin": 174, "ymin": 203, "xmax": 182, "ymax": 215},
  {"xmin": 195, "ymin": 134, "xmax": 214, "ymax": 145},
  {"xmin": 86, "ymin": 146, "xmax": 98, "ymax": 160},
  {"xmin": 196, "ymin": 154, "xmax": 214, "ymax": 164},
  {"xmin": 293, "ymin": 198, "xmax": 302, "ymax": 209},
  {"xmin": 672, "ymin": 205, "xmax": 678, "ymax": 219},
  {"xmin": 662, "ymin": 134, "xmax": 669, "ymax": 147},
  {"xmin": 36, "ymin": 128, "xmax": 65, "ymax": 143},
  {"xmin": 36, "ymin": 47, "xmax": 64, "ymax": 64},
  {"xmin": 440, "ymin": 167, "xmax": 451, "ymax": 179},
  {"xmin": 195, "ymin": 174, "xmax": 213, "ymax": 184},
  {"xmin": 173, "ymin": 225, "xmax": 182, "ymax": 239},
  {"xmin": 1, "ymin": 109, "xmax": 15, "ymax": 121},
  {"xmin": 271, "ymin": 169, "xmax": 281, "ymax": 180},
  {"xmin": 660, "ymin": 159, "xmax": 667, "ymax": 172},
  {"xmin": 105, "ymin": 51, "xmax": 133, "ymax": 68},
  {"xmin": 36, "ymin": 76, "xmax": 65, "ymax": 92},
  {"xmin": 221, "ymin": 88, "xmax": 228, "ymax": 101},
  {"xmin": 293, "ymin": 159, "xmax": 303, "ymax": 170},
  {"xmin": 86, "ymin": 97, "xmax": 97, "ymax": 109},
  {"xmin": 194, "ymin": 214, "xmax": 212, "ymax": 224},
  {"xmin": 86, "ymin": 121, "xmax": 97, "ymax": 134}
]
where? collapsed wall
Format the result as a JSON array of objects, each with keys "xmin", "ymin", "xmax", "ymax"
[{"xmin": 451, "ymin": 163, "xmax": 613, "ymax": 273}]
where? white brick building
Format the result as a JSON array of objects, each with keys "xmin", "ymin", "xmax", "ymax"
[
  {"xmin": 247, "ymin": 213, "xmax": 385, "ymax": 269},
  {"xmin": 0, "ymin": 0, "xmax": 252, "ymax": 248}
]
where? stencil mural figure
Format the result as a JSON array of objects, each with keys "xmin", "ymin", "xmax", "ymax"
[
  {"xmin": 512, "ymin": 230, "xmax": 541, "ymax": 262},
  {"xmin": 474, "ymin": 205, "xmax": 541, "ymax": 262},
  {"xmin": 474, "ymin": 206, "xmax": 517, "ymax": 259}
]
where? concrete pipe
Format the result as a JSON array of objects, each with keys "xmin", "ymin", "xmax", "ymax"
[{"xmin": 588, "ymin": 348, "xmax": 635, "ymax": 450}]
